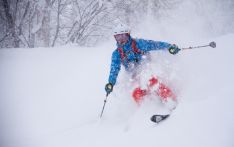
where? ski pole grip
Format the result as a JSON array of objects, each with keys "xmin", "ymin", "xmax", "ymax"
[{"xmin": 209, "ymin": 41, "xmax": 216, "ymax": 48}]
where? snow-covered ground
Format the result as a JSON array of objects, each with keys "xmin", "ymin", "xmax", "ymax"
[{"xmin": 0, "ymin": 32, "xmax": 234, "ymax": 147}]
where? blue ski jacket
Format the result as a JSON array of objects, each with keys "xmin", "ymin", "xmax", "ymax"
[{"xmin": 108, "ymin": 36, "xmax": 172, "ymax": 86}]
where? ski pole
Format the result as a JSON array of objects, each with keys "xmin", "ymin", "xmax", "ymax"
[
  {"xmin": 100, "ymin": 93, "xmax": 109, "ymax": 118},
  {"xmin": 181, "ymin": 41, "xmax": 216, "ymax": 50}
]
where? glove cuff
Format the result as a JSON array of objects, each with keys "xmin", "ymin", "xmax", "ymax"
[
  {"xmin": 105, "ymin": 83, "xmax": 113, "ymax": 93},
  {"xmin": 169, "ymin": 45, "xmax": 180, "ymax": 55}
]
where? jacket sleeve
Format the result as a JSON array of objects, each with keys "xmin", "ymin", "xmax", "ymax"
[
  {"xmin": 108, "ymin": 50, "xmax": 121, "ymax": 86},
  {"xmin": 136, "ymin": 39, "xmax": 172, "ymax": 52}
]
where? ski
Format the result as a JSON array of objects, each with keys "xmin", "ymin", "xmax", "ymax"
[{"xmin": 150, "ymin": 114, "xmax": 170, "ymax": 123}]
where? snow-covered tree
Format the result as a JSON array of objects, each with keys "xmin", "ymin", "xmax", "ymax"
[{"xmin": 0, "ymin": 0, "xmax": 233, "ymax": 48}]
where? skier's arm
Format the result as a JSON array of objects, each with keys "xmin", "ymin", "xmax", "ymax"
[
  {"xmin": 136, "ymin": 39, "xmax": 172, "ymax": 52},
  {"xmin": 108, "ymin": 50, "xmax": 121, "ymax": 86}
]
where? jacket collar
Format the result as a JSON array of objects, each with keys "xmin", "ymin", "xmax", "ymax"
[{"xmin": 116, "ymin": 36, "xmax": 132, "ymax": 50}]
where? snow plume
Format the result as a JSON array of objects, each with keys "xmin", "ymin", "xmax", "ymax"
[
  {"xmin": 131, "ymin": 0, "xmax": 234, "ymax": 100},
  {"xmin": 134, "ymin": 0, "xmax": 234, "ymax": 41}
]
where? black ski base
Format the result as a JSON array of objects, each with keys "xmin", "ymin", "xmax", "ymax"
[{"xmin": 150, "ymin": 114, "xmax": 170, "ymax": 123}]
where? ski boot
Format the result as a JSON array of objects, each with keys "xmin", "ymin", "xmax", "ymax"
[
  {"xmin": 132, "ymin": 87, "xmax": 147, "ymax": 104},
  {"xmin": 150, "ymin": 114, "xmax": 170, "ymax": 123}
]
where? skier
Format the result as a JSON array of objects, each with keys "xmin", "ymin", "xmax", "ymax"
[{"xmin": 104, "ymin": 24, "xmax": 181, "ymax": 123}]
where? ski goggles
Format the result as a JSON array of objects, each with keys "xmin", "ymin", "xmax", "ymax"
[{"xmin": 114, "ymin": 33, "xmax": 129, "ymax": 43}]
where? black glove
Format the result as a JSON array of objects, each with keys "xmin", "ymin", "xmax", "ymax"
[
  {"xmin": 105, "ymin": 83, "xmax": 113, "ymax": 94},
  {"xmin": 168, "ymin": 45, "xmax": 181, "ymax": 55}
]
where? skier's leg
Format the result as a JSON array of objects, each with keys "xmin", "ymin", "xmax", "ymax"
[
  {"xmin": 130, "ymin": 71, "xmax": 147, "ymax": 105},
  {"xmin": 147, "ymin": 76, "xmax": 178, "ymax": 110},
  {"xmin": 157, "ymin": 83, "xmax": 177, "ymax": 110},
  {"xmin": 132, "ymin": 87, "xmax": 147, "ymax": 104}
]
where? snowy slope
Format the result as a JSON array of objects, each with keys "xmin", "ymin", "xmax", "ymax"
[{"xmin": 0, "ymin": 34, "xmax": 234, "ymax": 147}]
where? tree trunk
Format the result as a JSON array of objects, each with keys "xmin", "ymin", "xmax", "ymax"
[
  {"xmin": 2, "ymin": 0, "xmax": 20, "ymax": 47},
  {"xmin": 41, "ymin": 7, "xmax": 51, "ymax": 47}
]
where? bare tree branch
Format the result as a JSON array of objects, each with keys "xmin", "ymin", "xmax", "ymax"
[
  {"xmin": 0, "ymin": 32, "xmax": 9, "ymax": 43},
  {"xmin": 19, "ymin": 32, "xmax": 30, "ymax": 47},
  {"xmin": 2, "ymin": 0, "xmax": 14, "ymax": 28},
  {"xmin": 19, "ymin": 1, "xmax": 30, "ymax": 27},
  {"xmin": 52, "ymin": 0, "xmax": 61, "ymax": 47}
]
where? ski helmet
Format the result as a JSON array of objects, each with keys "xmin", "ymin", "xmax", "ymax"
[{"xmin": 113, "ymin": 23, "xmax": 130, "ymax": 35}]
